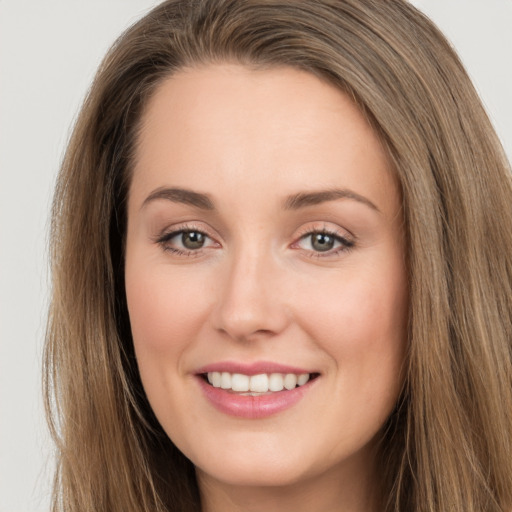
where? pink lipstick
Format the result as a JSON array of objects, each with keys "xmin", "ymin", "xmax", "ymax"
[{"xmin": 195, "ymin": 361, "xmax": 319, "ymax": 419}]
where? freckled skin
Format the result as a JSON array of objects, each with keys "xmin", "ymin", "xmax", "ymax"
[{"xmin": 125, "ymin": 65, "xmax": 408, "ymax": 512}]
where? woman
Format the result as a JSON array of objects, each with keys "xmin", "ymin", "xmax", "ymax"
[{"xmin": 44, "ymin": 0, "xmax": 512, "ymax": 511}]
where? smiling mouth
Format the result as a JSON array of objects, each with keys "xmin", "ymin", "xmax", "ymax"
[{"xmin": 201, "ymin": 371, "xmax": 320, "ymax": 395}]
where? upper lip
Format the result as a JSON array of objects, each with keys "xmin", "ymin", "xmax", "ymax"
[{"xmin": 195, "ymin": 361, "xmax": 316, "ymax": 376}]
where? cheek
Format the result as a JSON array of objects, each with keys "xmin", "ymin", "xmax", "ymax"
[
  {"xmin": 124, "ymin": 256, "xmax": 213, "ymax": 429},
  {"xmin": 126, "ymin": 273, "xmax": 177, "ymax": 357},
  {"xmin": 296, "ymin": 257, "xmax": 408, "ymax": 397},
  {"xmin": 301, "ymin": 270, "xmax": 406, "ymax": 346},
  {"xmin": 125, "ymin": 260, "xmax": 211, "ymax": 357},
  {"xmin": 125, "ymin": 264, "xmax": 217, "ymax": 448}
]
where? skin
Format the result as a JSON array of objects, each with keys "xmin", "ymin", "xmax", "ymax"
[{"xmin": 125, "ymin": 64, "xmax": 408, "ymax": 512}]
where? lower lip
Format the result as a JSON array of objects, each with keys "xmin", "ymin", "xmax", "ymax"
[{"xmin": 197, "ymin": 377, "xmax": 316, "ymax": 419}]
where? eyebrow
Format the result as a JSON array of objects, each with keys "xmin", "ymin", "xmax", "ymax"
[
  {"xmin": 142, "ymin": 187, "xmax": 215, "ymax": 210},
  {"xmin": 284, "ymin": 189, "xmax": 380, "ymax": 213},
  {"xmin": 141, "ymin": 186, "xmax": 379, "ymax": 213}
]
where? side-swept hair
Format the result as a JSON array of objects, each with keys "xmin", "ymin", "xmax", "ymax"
[{"xmin": 45, "ymin": 1, "xmax": 512, "ymax": 511}]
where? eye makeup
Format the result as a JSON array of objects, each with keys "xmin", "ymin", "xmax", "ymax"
[{"xmin": 153, "ymin": 220, "xmax": 356, "ymax": 260}]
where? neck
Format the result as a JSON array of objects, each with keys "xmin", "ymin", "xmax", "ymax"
[{"xmin": 197, "ymin": 452, "xmax": 380, "ymax": 512}]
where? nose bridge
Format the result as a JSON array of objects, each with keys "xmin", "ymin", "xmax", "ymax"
[{"xmin": 214, "ymin": 239, "xmax": 288, "ymax": 340}]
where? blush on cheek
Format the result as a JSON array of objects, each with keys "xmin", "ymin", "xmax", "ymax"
[
  {"xmin": 126, "ymin": 272, "xmax": 175, "ymax": 354},
  {"xmin": 306, "ymin": 271, "xmax": 406, "ymax": 366},
  {"xmin": 127, "ymin": 264, "xmax": 212, "ymax": 357}
]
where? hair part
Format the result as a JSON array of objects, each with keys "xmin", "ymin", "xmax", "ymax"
[{"xmin": 45, "ymin": 1, "xmax": 512, "ymax": 511}]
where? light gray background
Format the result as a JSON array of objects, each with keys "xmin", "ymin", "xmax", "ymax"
[{"xmin": 0, "ymin": 1, "xmax": 511, "ymax": 511}]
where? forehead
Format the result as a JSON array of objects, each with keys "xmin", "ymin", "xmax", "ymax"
[{"xmin": 130, "ymin": 64, "xmax": 399, "ymax": 217}]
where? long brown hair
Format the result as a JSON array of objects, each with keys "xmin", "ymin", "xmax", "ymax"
[{"xmin": 45, "ymin": 1, "xmax": 512, "ymax": 510}]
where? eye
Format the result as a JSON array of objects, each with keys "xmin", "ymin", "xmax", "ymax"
[
  {"xmin": 178, "ymin": 230, "xmax": 207, "ymax": 249},
  {"xmin": 156, "ymin": 228, "xmax": 218, "ymax": 255},
  {"xmin": 309, "ymin": 232, "xmax": 338, "ymax": 252},
  {"xmin": 295, "ymin": 229, "xmax": 354, "ymax": 256}
]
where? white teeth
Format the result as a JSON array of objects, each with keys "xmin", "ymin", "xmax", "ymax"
[
  {"xmin": 297, "ymin": 373, "xmax": 310, "ymax": 386},
  {"xmin": 231, "ymin": 373, "xmax": 250, "ymax": 392},
  {"xmin": 268, "ymin": 373, "xmax": 284, "ymax": 392},
  {"xmin": 220, "ymin": 372, "xmax": 231, "ymax": 389},
  {"xmin": 284, "ymin": 373, "xmax": 297, "ymax": 390},
  {"xmin": 206, "ymin": 371, "xmax": 313, "ymax": 393},
  {"xmin": 211, "ymin": 371, "xmax": 222, "ymax": 388},
  {"xmin": 249, "ymin": 373, "xmax": 269, "ymax": 392}
]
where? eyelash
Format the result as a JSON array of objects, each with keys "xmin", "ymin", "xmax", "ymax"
[
  {"xmin": 155, "ymin": 225, "xmax": 355, "ymax": 258},
  {"xmin": 155, "ymin": 223, "xmax": 215, "ymax": 257},
  {"xmin": 293, "ymin": 227, "xmax": 355, "ymax": 259}
]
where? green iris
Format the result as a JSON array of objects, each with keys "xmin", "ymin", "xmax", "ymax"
[
  {"xmin": 311, "ymin": 233, "xmax": 335, "ymax": 252},
  {"xmin": 182, "ymin": 231, "xmax": 205, "ymax": 249}
]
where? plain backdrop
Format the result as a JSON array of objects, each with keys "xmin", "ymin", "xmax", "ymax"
[{"xmin": 0, "ymin": 1, "xmax": 511, "ymax": 511}]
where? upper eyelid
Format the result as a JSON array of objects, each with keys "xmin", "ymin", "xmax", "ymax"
[
  {"xmin": 155, "ymin": 222, "xmax": 215, "ymax": 240},
  {"xmin": 155, "ymin": 228, "xmax": 218, "ymax": 255},
  {"xmin": 295, "ymin": 222, "xmax": 355, "ymax": 240},
  {"xmin": 295, "ymin": 230, "xmax": 354, "ymax": 247},
  {"xmin": 154, "ymin": 221, "xmax": 355, "ymax": 248},
  {"xmin": 292, "ymin": 224, "xmax": 356, "ymax": 250}
]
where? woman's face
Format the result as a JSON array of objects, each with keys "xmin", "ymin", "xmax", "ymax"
[{"xmin": 125, "ymin": 64, "xmax": 407, "ymax": 495}]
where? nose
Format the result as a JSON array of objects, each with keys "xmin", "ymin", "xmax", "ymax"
[{"xmin": 212, "ymin": 246, "xmax": 290, "ymax": 342}]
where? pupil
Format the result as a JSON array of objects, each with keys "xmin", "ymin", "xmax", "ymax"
[
  {"xmin": 182, "ymin": 231, "xmax": 205, "ymax": 249},
  {"xmin": 312, "ymin": 233, "xmax": 334, "ymax": 252}
]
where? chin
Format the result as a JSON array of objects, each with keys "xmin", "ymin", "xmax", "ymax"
[{"xmin": 195, "ymin": 457, "xmax": 311, "ymax": 488}]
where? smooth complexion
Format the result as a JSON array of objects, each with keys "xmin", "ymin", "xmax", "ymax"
[{"xmin": 125, "ymin": 65, "xmax": 408, "ymax": 512}]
